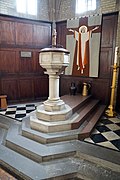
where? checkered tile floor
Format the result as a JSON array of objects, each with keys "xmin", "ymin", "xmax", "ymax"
[
  {"xmin": 0, "ymin": 104, "xmax": 36, "ymax": 121},
  {"xmin": 0, "ymin": 103, "xmax": 120, "ymax": 151},
  {"xmin": 84, "ymin": 115, "xmax": 120, "ymax": 151}
]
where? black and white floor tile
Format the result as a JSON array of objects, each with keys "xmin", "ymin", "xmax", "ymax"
[
  {"xmin": 0, "ymin": 104, "xmax": 37, "ymax": 121},
  {"xmin": 84, "ymin": 115, "xmax": 120, "ymax": 151},
  {"xmin": 0, "ymin": 103, "xmax": 120, "ymax": 151}
]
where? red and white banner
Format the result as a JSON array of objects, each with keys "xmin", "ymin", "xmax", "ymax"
[{"xmin": 65, "ymin": 14, "xmax": 102, "ymax": 77}]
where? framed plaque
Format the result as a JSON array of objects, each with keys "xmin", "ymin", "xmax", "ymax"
[{"xmin": 20, "ymin": 51, "xmax": 32, "ymax": 58}]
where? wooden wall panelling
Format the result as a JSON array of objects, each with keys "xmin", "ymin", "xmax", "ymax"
[
  {"xmin": 19, "ymin": 78, "xmax": 34, "ymax": 101},
  {"xmin": 15, "ymin": 22, "xmax": 33, "ymax": 46},
  {"xmin": 1, "ymin": 78, "xmax": 19, "ymax": 101},
  {"xmin": 91, "ymin": 79, "xmax": 110, "ymax": 104},
  {"xmin": 0, "ymin": 49, "xmax": 18, "ymax": 74},
  {"xmin": 60, "ymin": 76, "xmax": 110, "ymax": 104},
  {"xmin": 34, "ymin": 76, "xmax": 49, "ymax": 99},
  {"xmin": 18, "ymin": 49, "xmax": 35, "ymax": 73},
  {"xmin": 33, "ymin": 24, "xmax": 51, "ymax": 47},
  {"xmin": 0, "ymin": 15, "xmax": 52, "ymax": 49},
  {"xmin": 101, "ymin": 15, "xmax": 117, "ymax": 48},
  {"xmin": 60, "ymin": 76, "xmax": 92, "ymax": 96},
  {"xmin": 18, "ymin": 49, "xmax": 45, "ymax": 74},
  {"xmin": 99, "ymin": 13, "xmax": 118, "ymax": 78},
  {"xmin": 0, "ymin": 20, "xmax": 15, "ymax": 45},
  {"xmin": 0, "ymin": 15, "xmax": 52, "ymax": 103},
  {"xmin": 99, "ymin": 48, "xmax": 113, "ymax": 78},
  {"xmin": 60, "ymin": 76, "xmax": 71, "ymax": 96},
  {"xmin": 56, "ymin": 21, "xmax": 67, "ymax": 48}
]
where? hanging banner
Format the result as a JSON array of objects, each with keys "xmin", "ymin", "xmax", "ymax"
[{"xmin": 65, "ymin": 14, "xmax": 102, "ymax": 77}]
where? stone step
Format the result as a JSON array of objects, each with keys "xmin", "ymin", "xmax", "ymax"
[
  {"xmin": 1, "ymin": 141, "xmax": 120, "ymax": 180},
  {"xmin": 22, "ymin": 116, "xmax": 79, "ymax": 144},
  {"xmin": 0, "ymin": 128, "xmax": 7, "ymax": 145},
  {"xmin": 0, "ymin": 114, "xmax": 17, "ymax": 130},
  {"xmin": 0, "ymin": 145, "xmax": 78, "ymax": 180},
  {"xmin": 79, "ymin": 105, "xmax": 106, "ymax": 140},
  {"xmin": 0, "ymin": 97, "xmax": 120, "ymax": 180},
  {"xmin": 30, "ymin": 99, "xmax": 99, "ymax": 133},
  {"xmin": 22, "ymin": 104, "xmax": 106, "ymax": 144},
  {"xmin": 5, "ymin": 124, "xmax": 77, "ymax": 163},
  {"xmin": 71, "ymin": 99, "xmax": 100, "ymax": 129},
  {"xmin": 35, "ymin": 95, "xmax": 92, "ymax": 122}
]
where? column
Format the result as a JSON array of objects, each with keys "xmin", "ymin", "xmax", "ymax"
[{"xmin": 48, "ymin": 75, "xmax": 60, "ymax": 101}]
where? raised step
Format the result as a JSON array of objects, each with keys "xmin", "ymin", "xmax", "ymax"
[
  {"xmin": 22, "ymin": 117, "xmax": 79, "ymax": 144},
  {"xmin": 0, "ymin": 145, "xmax": 78, "ymax": 180},
  {"xmin": 0, "ymin": 98, "xmax": 120, "ymax": 180},
  {"xmin": 1, "ymin": 141, "xmax": 120, "ymax": 180},
  {"xmin": 61, "ymin": 94, "xmax": 92, "ymax": 113},
  {"xmin": 79, "ymin": 105, "xmax": 106, "ymax": 140},
  {"xmin": 22, "ymin": 104, "xmax": 106, "ymax": 144},
  {"xmin": 5, "ymin": 124, "xmax": 77, "ymax": 163},
  {"xmin": 35, "ymin": 95, "xmax": 91, "ymax": 122},
  {"xmin": 71, "ymin": 99, "xmax": 99, "ymax": 129},
  {"xmin": 30, "ymin": 99, "xmax": 99, "ymax": 133},
  {"xmin": 0, "ymin": 114, "xmax": 17, "ymax": 130}
]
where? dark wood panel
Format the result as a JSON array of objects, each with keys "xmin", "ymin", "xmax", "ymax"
[
  {"xmin": 16, "ymin": 22, "xmax": 33, "ymax": 45},
  {"xmin": 34, "ymin": 76, "xmax": 49, "ymax": 99},
  {"xmin": 0, "ymin": 50, "xmax": 18, "ymax": 73},
  {"xmin": 60, "ymin": 76, "xmax": 93, "ymax": 96},
  {"xmin": 0, "ymin": 16, "xmax": 52, "ymax": 48},
  {"xmin": 0, "ymin": 15, "xmax": 52, "ymax": 103},
  {"xmin": 60, "ymin": 76, "xmax": 110, "ymax": 104},
  {"xmin": 1, "ymin": 78, "xmax": 19, "ymax": 101},
  {"xmin": 19, "ymin": 78, "xmax": 34, "ymax": 100},
  {"xmin": 99, "ymin": 48, "xmax": 113, "ymax": 78},
  {"xmin": 56, "ymin": 21, "xmax": 67, "ymax": 48},
  {"xmin": 0, "ymin": 20, "xmax": 15, "ymax": 44},
  {"xmin": 1, "ymin": 76, "xmax": 49, "ymax": 103},
  {"xmin": 91, "ymin": 79, "xmax": 110, "ymax": 104},
  {"xmin": 0, "ymin": 48, "xmax": 44, "ymax": 75},
  {"xmin": 101, "ymin": 15, "xmax": 118, "ymax": 48},
  {"xmin": 33, "ymin": 24, "xmax": 51, "ymax": 47},
  {"xmin": 18, "ymin": 50, "xmax": 35, "ymax": 73}
]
